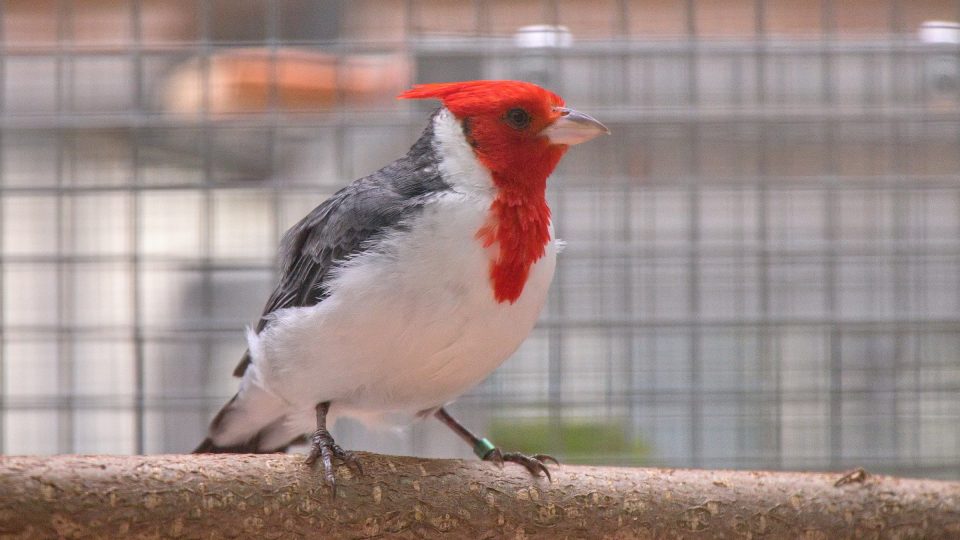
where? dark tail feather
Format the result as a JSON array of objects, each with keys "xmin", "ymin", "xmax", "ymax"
[
  {"xmin": 193, "ymin": 393, "xmax": 263, "ymax": 453},
  {"xmin": 193, "ymin": 434, "xmax": 308, "ymax": 454},
  {"xmin": 193, "ymin": 436, "xmax": 263, "ymax": 454},
  {"xmin": 193, "ymin": 393, "xmax": 308, "ymax": 454},
  {"xmin": 193, "ymin": 437, "xmax": 217, "ymax": 453}
]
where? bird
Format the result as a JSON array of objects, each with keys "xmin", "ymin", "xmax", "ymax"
[{"xmin": 194, "ymin": 80, "xmax": 608, "ymax": 489}]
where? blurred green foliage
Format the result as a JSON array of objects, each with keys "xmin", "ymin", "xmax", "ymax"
[{"xmin": 488, "ymin": 418, "xmax": 651, "ymax": 466}]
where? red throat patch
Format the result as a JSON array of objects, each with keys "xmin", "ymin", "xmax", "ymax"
[
  {"xmin": 476, "ymin": 188, "xmax": 552, "ymax": 304},
  {"xmin": 399, "ymin": 80, "xmax": 567, "ymax": 303},
  {"xmin": 470, "ymin": 101, "xmax": 565, "ymax": 304}
]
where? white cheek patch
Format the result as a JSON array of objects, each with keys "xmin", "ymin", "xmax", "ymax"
[{"xmin": 432, "ymin": 107, "xmax": 496, "ymax": 193}]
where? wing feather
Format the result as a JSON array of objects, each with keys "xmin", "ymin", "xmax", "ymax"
[{"xmin": 231, "ymin": 115, "xmax": 449, "ymax": 377}]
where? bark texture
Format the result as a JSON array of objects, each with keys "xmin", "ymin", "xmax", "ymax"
[{"xmin": 1, "ymin": 454, "xmax": 959, "ymax": 539}]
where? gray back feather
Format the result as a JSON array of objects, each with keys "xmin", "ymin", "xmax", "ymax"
[{"xmin": 233, "ymin": 111, "xmax": 450, "ymax": 377}]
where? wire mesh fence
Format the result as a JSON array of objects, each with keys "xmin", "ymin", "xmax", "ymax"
[{"xmin": 1, "ymin": 0, "xmax": 959, "ymax": 479}]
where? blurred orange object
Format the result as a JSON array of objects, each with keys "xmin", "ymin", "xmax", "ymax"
[{"xmin": 164, "ymin": 48, "xmax": 410, "ymax": 117}]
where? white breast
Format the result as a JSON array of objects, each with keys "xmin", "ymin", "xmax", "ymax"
[
  {"xmin": 252, "ymin": 192, "xmax": 557, "ymax": 425},
  {"xmin": 245, "ymin": 107, "xmax": 557, "ymax": 430}
]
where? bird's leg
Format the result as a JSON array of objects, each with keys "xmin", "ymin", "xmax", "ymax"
[
  {"xmin": 305, "ymin": 401, "xmax": 362, "ymax": 492},
  {"xmin": 434, "ymin": 407, "xmax": 558, "ymax": 481}
]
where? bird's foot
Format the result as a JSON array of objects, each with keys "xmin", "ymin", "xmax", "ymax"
[
  {"xmin": 304, "ymin": 429, "xmax": 362, "ymax": 493},
  {"xmin": 484, "ymin": 448, "xmax": 559, "ymax": 481}
]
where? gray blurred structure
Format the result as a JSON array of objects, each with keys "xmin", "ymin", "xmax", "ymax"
[{"xmin": 1, "ymin": 1, "xmax": 959, "ymax": 479}]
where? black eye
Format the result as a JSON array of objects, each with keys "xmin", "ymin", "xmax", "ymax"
[{"xmin": 505, "ymin": 108, "xmax": 531, "ymax": 130}]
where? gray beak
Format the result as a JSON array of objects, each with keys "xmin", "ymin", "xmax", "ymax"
[{"xmin": 540, "ymin": 107, "xmax": 610, "ymax": 146}]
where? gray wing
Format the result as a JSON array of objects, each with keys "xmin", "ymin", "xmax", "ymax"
[
  {"xmin": 261, "ymin": 181, "xmax": 410, "ymax": 327},
  {"xmin": 232, "ymin": 180, "xmax": 414, "ymax": 377},
  {"xmin": 231, "ymin": 117, "xmax": 449, "ymax": 377}
]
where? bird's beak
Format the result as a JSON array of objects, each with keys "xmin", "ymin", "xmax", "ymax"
[{"xmin": 541, "ymin": 107, "xmax": 610, "ymax": 146}]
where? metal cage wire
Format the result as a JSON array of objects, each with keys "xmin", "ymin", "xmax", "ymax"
[{"xmin": 0, "ymin": 0, "xmax": 959, "ymax": 479}]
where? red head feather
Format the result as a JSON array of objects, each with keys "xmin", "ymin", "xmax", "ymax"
[
  {"xmin": 399, "ymin": 80, "xmax": 564, "ymax": 117},
  {"xmin": 400, "ymin": 80, "xmax": 568, "ymax": 304}
]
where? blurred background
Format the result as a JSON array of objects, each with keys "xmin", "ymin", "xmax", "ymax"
[{"xmin": 1, "ymin": 0, "xmax": 959, "ymax": 480}]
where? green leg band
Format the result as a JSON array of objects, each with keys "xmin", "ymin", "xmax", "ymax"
[{"xmin": 473, "ymin": 438, "xmax": 496, "ymax": 460}]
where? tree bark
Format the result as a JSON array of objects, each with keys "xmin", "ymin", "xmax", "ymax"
[{"xmin": 1, "ymin": 454, "xmax": 958, "ymax": 539}]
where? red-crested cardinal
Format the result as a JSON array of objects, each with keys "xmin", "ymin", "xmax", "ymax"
[{"xmin": 195, "ymin": 80, "xmax": 608, "ymax": 488}]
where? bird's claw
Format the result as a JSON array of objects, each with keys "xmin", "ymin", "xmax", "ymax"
[
  {"xmin": 532, "ymin": 453, "xmax": 561, "ymax": 466},
  {"xmin": 484, "ymin": 448, "xmax": 558, "ymax": 481},
  {"xmin": 305, "ymin": 430, "xmax": 362, "ymax": 495},
  {"xmin": 335, "ymin": 444, "xmax": 364, "ymax": 476}
]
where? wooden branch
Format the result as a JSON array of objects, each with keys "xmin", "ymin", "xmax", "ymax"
[{"xmin": 2, "ymin": 454, "xmax": 959, "ymax": 538}]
